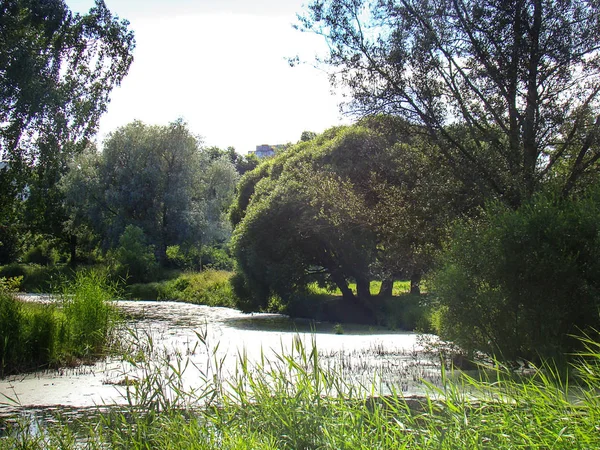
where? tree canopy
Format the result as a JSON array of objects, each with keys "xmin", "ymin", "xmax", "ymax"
[
  {"xmin": 0, "ymin": 0, "xmax": 134, "ymax": 165},
  {"xmin": 61, "ymin": 120, "xmax": 238, "ymax": 265},
  {"xmin": 231, "ymin": 117, "xmax": 469, "ymax": 312},
  {"xmin": 0, "ymin": 0, "xmax": 134, "ymax": 262},
  {"xmin": 297, "ymin": 0, "xmax": 600, "ymax": 205}
]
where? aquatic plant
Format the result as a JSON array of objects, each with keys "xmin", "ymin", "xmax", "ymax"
[{"xmin": 3, "ymin": 332, "xmax": 600, "ymax": 448}]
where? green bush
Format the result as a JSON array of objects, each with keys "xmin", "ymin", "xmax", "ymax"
[
  {"xmin": 200, "ymin": 245, "xmax": 234, "ymax": 271},
  {"xmin": 110, "ymin": 225, "xmax": 158, "ymax": 284},
  {"xmin": 431, "ymin": 189, "xmax": 600, "ymax": 362},
  {"xmin": 166, "ymin": 244, "xmax": 234, "ymax": 271},
  {"xmin": 23, "ymin": 239, "xmax": 63, "ymax": 266}
]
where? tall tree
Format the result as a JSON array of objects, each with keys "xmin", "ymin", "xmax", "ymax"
[
  {"xmin": 0, "ymin": 0, "xmax": 134, "ymax": 261},
  {"xmin": 0, "ymin": 0, "xmax": 134, "ymax": 164},
  {"xmin": 297, "ymin": 0, "xmax": 600, "ymax": 205},
  {"xmin": 63, "ymin": 120, "xmax": 238, "ymax": 264},
  {"xmin": 231, "ymin": 119, "xmax": 466, "ymax": 311}
]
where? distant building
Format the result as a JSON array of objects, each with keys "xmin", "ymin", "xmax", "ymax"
[{"xmin": 248, "ymin": 144, "xmax": 282, "ymax": 159}]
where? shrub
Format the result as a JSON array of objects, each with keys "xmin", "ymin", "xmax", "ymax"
[
  {"xmin": 431, "ymin": 189, "xmax": 600, "ymax": 362},
  {"xmin": 23, "ymin": 239, "xmax": 63, "ymax": 266},
  {"xmin": 110, "ymin": 225, "xmax": 158, "ymax": 284}
]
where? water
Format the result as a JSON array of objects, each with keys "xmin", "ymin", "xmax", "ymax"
[{"xmin": 0, "ymin": 298, "xmax": 440, "ymax": 417}]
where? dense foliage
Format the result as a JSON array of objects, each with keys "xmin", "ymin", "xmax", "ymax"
[
  {"xmin": 60, "ymin": 120, "xmax": 239, "ymax": 273},
  {"xmin": 231, "ymin": 117, "xmax": 472, "ymax": 315},
  {"xmin": 0, "ymin": 0, "xmax": 135, "ymax": 263},
  {"xmin": 432, "ymin": 188, "xmax": 600, "ymax": 362}
]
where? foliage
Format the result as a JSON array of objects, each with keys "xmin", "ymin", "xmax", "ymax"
[
  {"xmin": 22, "ymin": 238, "xmax": 64, "ymax": 266},
  {"xmin": 158, "ymin": 270, "xmax": 236, "ymax": 307},
  {"xmin": 431, "ymin": 188, "xmax": 600, "ymax": 362},
  {"xmin": 5, "ymin": 334, "xmax": 600, "ymax": 448},
  {"xmin": 0, "ymin": 0, "xmax": 134, "ymax": 263},
  {"xmin": 125, "ymin": 270, "xmax": 236, "ymax": 307},
  {"xmin": 109, "ymin": 225, "xmax": 158, "ymax": 284},
  {"xmin": 231, "ymin": 118, "xmax": 466, "ymax": 313},
  {"xmin": 0, "ymin": 270, "xmax": 118, "ymax": 376},
  {"xmin": 61, "ymin": 120, "xmax": 238, "ymax": 265},
  {"xmin": 297, "ymin": 0, "xmax": 600, "ymax": 205}
]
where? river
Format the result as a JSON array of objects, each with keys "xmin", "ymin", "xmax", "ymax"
[{"xmin": 0, "ymin": 298, "xmax": 441, "ymax": 416}]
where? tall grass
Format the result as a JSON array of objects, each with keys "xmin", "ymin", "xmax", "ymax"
[
  {"xmin": 3, "ymin": 332, "xmax": 600, "ymax": 448},
  {"xmin": 0, "ymin": 270, "xmax": 119, "ymax": 376}
]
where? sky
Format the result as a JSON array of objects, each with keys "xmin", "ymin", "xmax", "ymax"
[{"xmin": 65, "ymin": 0, "xmax": 350, "ymax": 154}]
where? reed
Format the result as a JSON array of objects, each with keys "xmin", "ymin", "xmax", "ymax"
[{"xmin": 3, "ymin": 330, "xmax": 600, "ymax": 448}]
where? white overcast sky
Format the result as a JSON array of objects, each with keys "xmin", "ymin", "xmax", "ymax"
[{"xmin": 65, "ymin": 0, "xmax": 350, "ymax": 154}]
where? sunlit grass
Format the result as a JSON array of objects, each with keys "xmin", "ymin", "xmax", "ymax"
[{"xmin": 308, "ymin": 280, "xmax": 412, "ymax": 296}]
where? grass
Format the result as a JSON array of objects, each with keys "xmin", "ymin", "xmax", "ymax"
[
  {"xmin": 3, "ymin": 329, "xmax": 600, "ymax": 448},
  {"xmin": 126, "ymin": 270, "xmax": 236, "ymax": 307},
  {"xmin": 308, "ymin": 280, "xmax": 413, "ymax": 297},
  {"xmin": 0, "ymin": 270, "xmax": 120, "ymax": 376}
]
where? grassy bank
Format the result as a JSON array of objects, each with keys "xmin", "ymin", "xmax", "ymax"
[
  {"xmin": 0, "ymin": 271, "xmax": 119, "ymax": 376},
  {"xmin": 2, "ymin": 262, "xmax": 430, "ymax": 331},
  {"xmin": 126, "ymin": 270, "xmax": 236, "ymax": 307},
  {"xmin": 2, "ymin": 333, "xmax": 600, "ymax": 448}
]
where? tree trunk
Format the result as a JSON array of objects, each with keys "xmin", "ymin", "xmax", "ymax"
[
  {"xmin": 378, "ymin": 278, "xmax": 394, "ymax": 297},
  {"xmin": 356, "ymin": 277, "xmax": 371, "ymax": 302},
  {"xmin": 410, "ymin": 273, "xmax": 421, "ymax": 295},
  {"xmin": 329, "ymin": 270, "xmax": 354, "ymax": 302}
]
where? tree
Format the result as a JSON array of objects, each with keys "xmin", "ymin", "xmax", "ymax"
[
  {"xmin": 0, "ymin": 0, "xmax": 134, "ymax": 261},
  {"xmin": 62, "ymin": 120, "xmax": 238, "ymax": 264},
  {"xmin": 231, "ymin": 118, "xmax": 465, "ymax": 311},
  {"xmin": 0, "ymin": 0, "xmax": 134, "ymax": 164},
  {"xmin": 94, "ymin": 120, "xmax": 206, "ymax": 263},
  {"xmin": 432, "ymin": 189, "xmax": 600, "ymax": 362},
  {"xmin": 297, "ymin": 0, "xmax": 600, "ymax": 206}
]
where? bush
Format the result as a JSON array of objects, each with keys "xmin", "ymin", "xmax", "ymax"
[
  {"xmin": 23, "ymin": 239, "xmax": 63, "ymax": 266},
  {"xmin": 431, "ymin": 189, "xmax": 600, "ymax": 362},
  {"xmin": 110, "ymin": 225, "xmax": 158, "ymax": 284},
  {"xmin": 166, "ymin": 244, "xmax": 234, "ymax": 271}
]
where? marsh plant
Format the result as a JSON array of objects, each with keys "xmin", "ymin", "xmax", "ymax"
[
  {"xmin": 0, "ymin": 270, "xmax": 120, "ymax": 376},
  {"xmin": 3, "ymin": 330, "xmax": 600, "ymax": 448}
]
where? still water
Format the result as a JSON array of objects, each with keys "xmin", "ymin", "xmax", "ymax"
[{"xmin": 0, "ymin": 299, "xmax": 440, "ymax": 415}]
